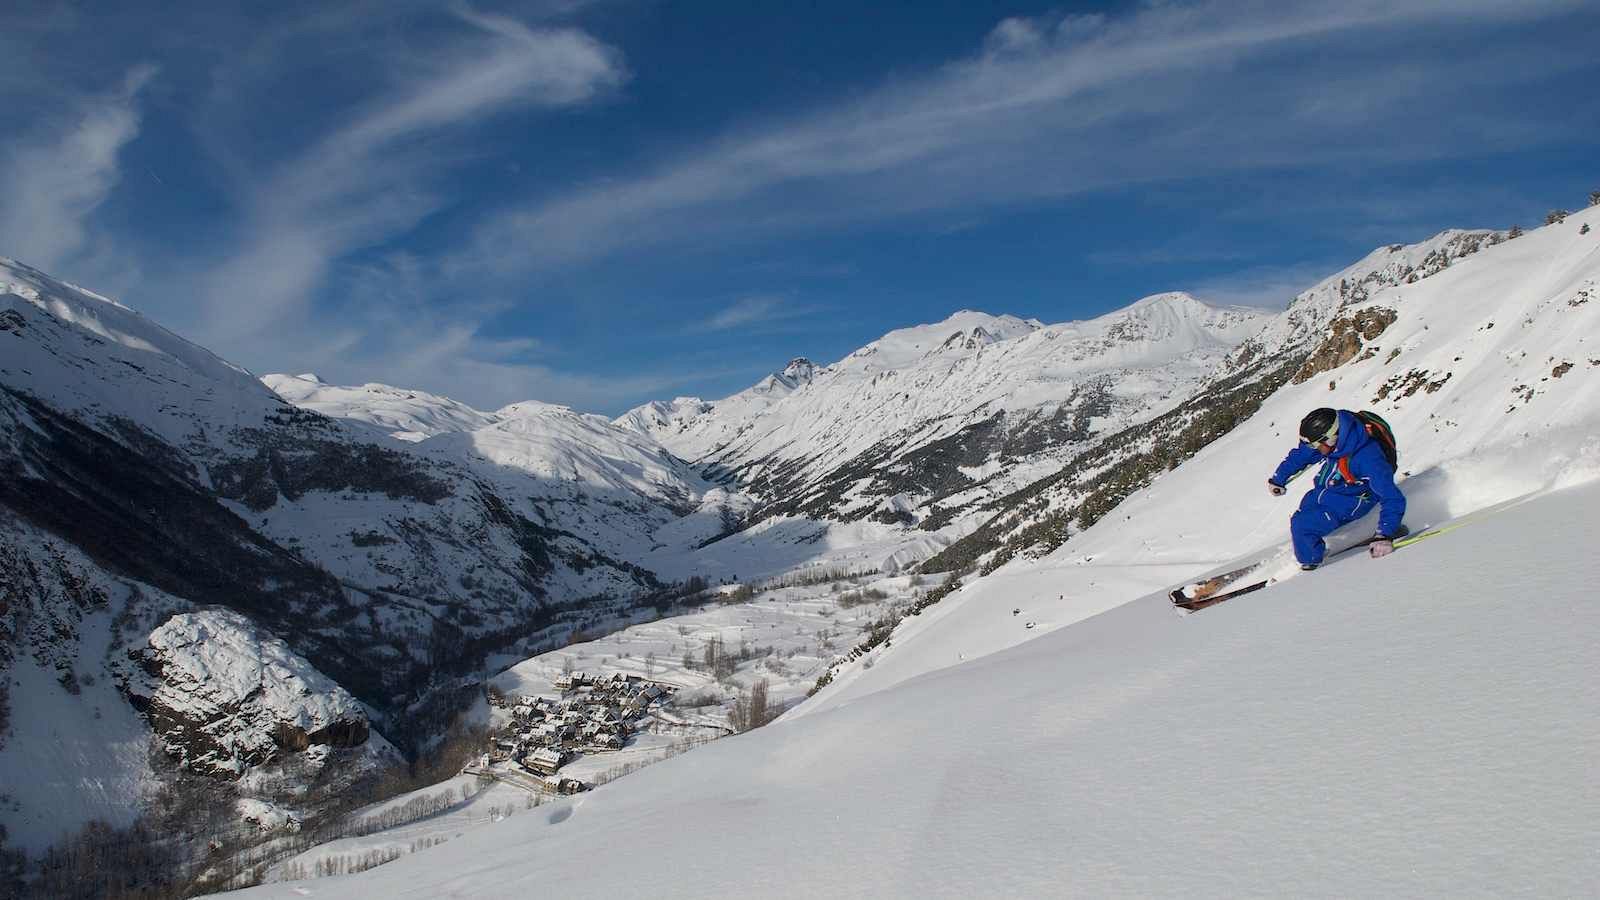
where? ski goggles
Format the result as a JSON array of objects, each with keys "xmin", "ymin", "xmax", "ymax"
[{"xmin": 1301, "ymin": 421, "xmax": 1338, "ymax": 447}]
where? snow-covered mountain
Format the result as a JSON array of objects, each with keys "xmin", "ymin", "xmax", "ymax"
[
  {"xmin": 618, "ymin": 297, "xmax": 1266, "ymax": 533},
  {"xmin": 227, "ymin": 202, "xmax": 1600, "ymax": 900},
  {"xmin": 612, "ymin": 356, "xmax": 824, "ymax": 462},
  {"xmin": 0, "ymin": 258, "xmax": 730, "ymax": 852}
]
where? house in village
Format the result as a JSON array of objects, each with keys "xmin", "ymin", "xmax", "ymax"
[
  {"xmin": 525, "ymin": 747, "xmax": 567, "ymax": 776},
  {"xmin": 543, "ymin": 776, "xmax": 588, "ymax": 795}
]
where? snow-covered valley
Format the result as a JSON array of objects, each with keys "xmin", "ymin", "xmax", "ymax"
[{"xmin": 2, "ymin": 199, "xmax": 1598, "ymax": 896}]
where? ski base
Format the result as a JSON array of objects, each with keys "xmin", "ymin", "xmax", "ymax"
[
  {"xmin": 1172, "ymin": 578, "xmax": 1270, "ymax": 612},
  {"xmin": 1169, "ymin": 525, "xmax": 1413, "ymax": 613}
]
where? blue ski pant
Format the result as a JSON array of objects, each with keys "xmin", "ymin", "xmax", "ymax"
[{"xmin": 1291, "ymin": 488, "xmax": 1374, "ymax": 566}]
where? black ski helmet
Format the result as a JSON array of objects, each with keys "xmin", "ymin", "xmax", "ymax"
[{"xmin": 1299, "ymin": 407, "xmax": 1337, "ymax": 444}]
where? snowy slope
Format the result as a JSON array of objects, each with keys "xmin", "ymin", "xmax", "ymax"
[
  {"xmin": 0, "ymin": 515, "xmax": 397, "ymax": 854},
  {"xmin": 806, "ymin": 205, "xmax": 1600, "ymax": 713},
  {"xmin": 261, "ymin": 374, "xmax": 500, "ymax": 442},
  {"xmin": 225, "ymin": 476, "xmax": 1600, "ymax": 899}
]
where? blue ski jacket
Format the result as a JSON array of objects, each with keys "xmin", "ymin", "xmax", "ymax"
[{"xmin": 1270, "ymin": 409, "xmax": 1406, "ymax": 537}]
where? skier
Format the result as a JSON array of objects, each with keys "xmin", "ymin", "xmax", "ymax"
[{"xmin": 1267, "ymin": 408, "xmax": 1406, "ymax": 570}]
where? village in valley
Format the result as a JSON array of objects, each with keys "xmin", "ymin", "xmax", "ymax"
[
  {"xmin": 466, "ymin": 567, "xmax": 927, "ymax": 797},
  {"xmin": 261, "ymin": 568, "xmax": 922, "ymax": 882},
  {"xmin": 477, "ymin": 670, "xmax": 679, "ymax": 795}
]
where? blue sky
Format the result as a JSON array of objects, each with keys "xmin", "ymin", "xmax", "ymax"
[{"xmin": 2, "ymin": 0, "xmax": 1597, "ymax": 415}]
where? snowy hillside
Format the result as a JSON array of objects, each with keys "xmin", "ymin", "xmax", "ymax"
[
  {"xmin": 261, "ymin": 374, "xmax": 500, "ymax": 442},
  {"xmin": 0, "ymin": 517, "xmax": 395, "ymax": 855},
  {"xmin": 225, "ymin": 474, "xmax": 1600, "ymax": 899}
]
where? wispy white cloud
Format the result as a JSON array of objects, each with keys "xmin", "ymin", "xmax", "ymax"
[
  {"xmin": 0, "ymin": 65, "xmax": 156, "ymax": 274},
  {"xmin": 192, "ymin": 8, "xmax": 626, "ymax": 345},
  {"xmin": 260, "ymin": 300, "xmax": 747, "ymax": 414},
  {"xmin": 701, "ymin": 295, "xmax": 785, "ymax": 331},
  {"xmin": 452, "ymin": 0, "xmax": 1591, "ymax": 279},
  {"xmin": 684, "ymin": 293, "xmax": 840, "ymax": 337}
]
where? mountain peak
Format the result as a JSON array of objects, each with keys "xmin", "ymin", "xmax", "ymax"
[
  {"xmin": 781, "ymin": 357, "xmax": 819, "ymax": 385},
  {"xmin": 1086, "ymin": 290, "xmax": 1267, "ymax": 348}
]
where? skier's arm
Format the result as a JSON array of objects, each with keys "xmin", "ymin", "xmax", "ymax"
[
  {"xmin": 1359, "ymin": 452, "xmax": 1407, "ymax": 537},
  {"xmin": 1270, "ymin": 444, "xmax": 1322, "ymax": 487}
]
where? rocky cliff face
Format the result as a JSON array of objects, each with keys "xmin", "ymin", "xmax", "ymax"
[{"xmin": 121, "ymin": 610, "xmax": 385, "ymax": 779}]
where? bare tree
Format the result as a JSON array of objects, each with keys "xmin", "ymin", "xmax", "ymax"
[{"xmin": 729, "ymin": 678, "xmax": 779, "ymax": 733}]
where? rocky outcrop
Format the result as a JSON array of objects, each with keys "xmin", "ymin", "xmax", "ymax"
[
  {"xmin": 1291, "ymin": 307, "xmax": 1398, "ymax": 384},
  {"xmin": 123, "ymin": 610, "xmax": 373, "ymax": 779}
]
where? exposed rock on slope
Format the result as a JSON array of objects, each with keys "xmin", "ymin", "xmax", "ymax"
[{"xmin": 123, "ymin": 610, "xmax": 381, "ymax": 778}]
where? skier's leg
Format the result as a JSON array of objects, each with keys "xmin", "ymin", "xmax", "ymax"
[{"xmin": 1290, "ymin": 493, "xmax": 1344, "ymax": 566}]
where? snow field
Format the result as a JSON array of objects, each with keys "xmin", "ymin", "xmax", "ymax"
[{"xmin": 262, "ymin": 775, "xmax": 539, "ymax": 884}]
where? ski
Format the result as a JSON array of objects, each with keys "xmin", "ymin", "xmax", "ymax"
[
  {"xmin": 1170, "ymin": 525, "xmax": 1412, "ymax": 612},
  {"xmin": 1173, "ymin": 578, "xmax": 1270, "ymax": 612},
  {"xmin": 1168, "ymin": 561, "xmax": 1263, "ymax": 605}
]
